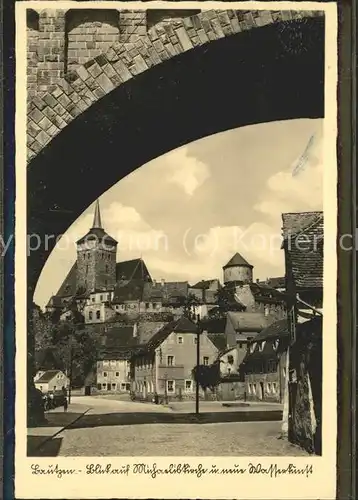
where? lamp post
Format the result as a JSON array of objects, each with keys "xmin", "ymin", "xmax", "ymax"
[{"xmin": 195, "ymin": 319, "xmax": 202, "ymax": 415}]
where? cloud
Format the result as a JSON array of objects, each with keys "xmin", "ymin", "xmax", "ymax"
[
  {"xmin": 254, "ymin": 134, "xmax": 323, "ymax": 219},
  {"xmin": 162, "ymin": 146, "xmax": 210, "ymax": 196}
]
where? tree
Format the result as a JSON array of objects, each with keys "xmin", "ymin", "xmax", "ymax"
[
  {"xmin": 192, "ymin": 362, "xmax": 221, "ymax": 393},
  {"xmin": 178, "ymin": 293, "xmax": 201, "ymax": 320},
  {"xmin": 214, "ymin": 285, "xmax": 245, "ymax": 316}
]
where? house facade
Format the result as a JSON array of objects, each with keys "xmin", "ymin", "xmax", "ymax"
[
  {"xmin": 97, "ymin": 358, "xmax": 132, "ymax": 393},
  {"xmin": 282, "ymin": 211, "xmax": 323, "ymax": 455},
  {"xmin": 242, "ymin": 319, "xmax": 289, "ymax": 403},
  {"xmin": 34, "ymin": 370, "xmax": 69, "ymax": 394},
  {"xmin": 132, "ymin": 317, "xmax": 219, "ymax": 401}
]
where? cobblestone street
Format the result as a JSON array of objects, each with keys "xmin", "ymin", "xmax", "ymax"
[{"xmin": 34, "ymin": 397, "xmax": 308, "ymax": 457}]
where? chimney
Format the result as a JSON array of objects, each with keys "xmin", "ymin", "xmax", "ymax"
[{"xmin": 161, "ymin": 278, "xmax": 165, "ymax": 287}]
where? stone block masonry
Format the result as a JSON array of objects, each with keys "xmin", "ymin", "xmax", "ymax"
[
  {"xmin": 26, "ymin": 9, "xmax": 324, "ymax": 159},
  {"xmin": 66, "ymin": 10, "xmax": 121, "ymax": 74},
  {"xmin": 37, "ymin": 10, "xmax": 66, "ymax": 96}
]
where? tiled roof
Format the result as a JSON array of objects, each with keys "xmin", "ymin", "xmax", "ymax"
[
  {"xmin": 191, "ymin": 279, "xmax": 219, "ymax": 290},
  {"xmin": 35, "ymin": 370, "xmax": 63, "ymax": 383},
  {"xmin": 136, "ymin": 321, "xmax": 168, "ymax": 344},
  {"xmin": 253, "ymin": 319, "xmax": 288, "ymax": 342},
  {"xmin": 266, "ymin": 277, "xmax": 285, "ymax": 289},
  {"xmin": 223, "ymin": 252, "xmax": 253, "ymax": 269},
  {"xmin": 76, "ymin": 227, "xmax": 117, "ymax": 246},
  {"xmin": 55, "ymin": 262, "xmax": 77, "ymax": 298},
  {"xmin": 142, "ymin": 317, "xmax": 198, "ymax": 352},
  {"xmin": 249, "ymin": 283, "xmax": 285, "ymax": 303},
  {"xmin": 256, "ymin": 277, "xmax": 285, "ymax": 289},
  {"xmin": 112, "ymin": 279, "xmax": 145, "ymax": 303},
  {"xmin": 282, "ymin": 211, "xmax": 323, "ymax": 240},
  {"xmin": 201, "ymin": 318, "xmax": 226, "ymax": 334},
  {"xmin": 282, "ymin": 212, "xmax": 324, "ymax": 289},
  {"xmin": 207, "ymin": 333, "xmax": 227, "ymax": 352},
  {"xmin": 116, "ymin": 258, "xmax": 152, "ymax": 282},
  {"xmin": 227, "ymin": 311, "xmax": 270, "ymax": 332},
  {"xmin": 103, "ymin": 326, "xmax": 135, "ymax": 348}
]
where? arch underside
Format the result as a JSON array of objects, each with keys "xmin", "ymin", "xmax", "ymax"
[{"xmin": 27, "ymin": 17, "xmax": 325, "ymax": 294}]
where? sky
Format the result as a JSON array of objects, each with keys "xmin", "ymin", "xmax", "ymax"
[{"xmin": 34, "ymin": 118, "xmax": 323, "ymax": 309}]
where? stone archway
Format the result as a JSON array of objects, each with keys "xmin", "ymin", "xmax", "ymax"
[{"xmin": 27, "ymin": 12, "xmax": 324, "ymax": 296}]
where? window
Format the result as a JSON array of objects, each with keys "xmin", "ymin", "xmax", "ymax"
[
  {"xmin": 91, "ymin": 297, "xmax": 95, "ymax": 303},
  {"xmin": 258, "ymin": 342, "xmax": 266, "ymax": 352},
  {"xmin": 145, "ymin": 303, "xmax": 150, "ymax": 309},
  {"xmin": 185, "ymin": 380, "xmax": 192, "ymax": 392},
  {"xmin": 111, "ymin": 383, "xmax": 116, "ymax": 389},
  {"xmin": 167, "ymin": 356, "xmax": 174, "ymax": 366},
  {"xmin": 97, "ymin": 384, "xmax": 101, "ymax": 390},
  {"xmin": 102, "ymin": 383, "xmax": 106, "ymax": 388},
  {"xmin": 267, "ymin": 382, "xmax": 271, "ymax": 393},
  {"xmin": 100, "ymin": 295, "xmax": 103, "ymax": 301},
  {"xmin": 121, "ymin": 383, "xmax": 126, "ymax": 390},
  {"xmin": 103, "ymin": 372, "xmax": 107, "ymax": 377},
  {"xmin": 237, "ymin": 342, "xmax": 243, "ymax": 348},
  {"xmin": 167, "ymin": 380, "xmax": 175, "ymax": 393},
  {"xmin": 227, "ymin": 355, "xmax": 234, "ymax": 365},
  {"xmin": 272, "ymin": 339, "xmax": 279, "ymax": 351},
  {"xmin": 177, "ymin": 336, "xmax": 183, "ymax": 344},
  {"xmin": 96, "ymin": 310, "xmax": 101, "ymax": 319},
  {"xmin": 89, "ymin": 311, "xmax": 93, "ymax": 320},
  {"xmin": 203, "ymin": 357, "xmax": 209, "ymax": 366},
  {"xmin": 115, "ymin": 372, "xmax": 119, "ymax": 377},
  {"xmin": 53, "ymin": 386, "xmax": 56, "ymax": 391},
  {"xmin": 272, "ymin": 383, "xmax": 277, "ymax": 394}
]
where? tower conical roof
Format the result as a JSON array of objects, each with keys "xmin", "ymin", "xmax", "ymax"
[
  {"xmin": 92, "ymin": 199, "xmax": 102, "ymax": 229},
  {"xmin": 76, "ymin": 199, "xmax": 117, "ymax": 246},
  {"xmin": 223, "ymin": 252, "xmax": 253, "ymax": 269}
]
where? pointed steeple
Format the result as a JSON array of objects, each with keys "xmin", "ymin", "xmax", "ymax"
[{"xmin": 92, "ymin": 199, "xmax": 102, "ymax": 229}]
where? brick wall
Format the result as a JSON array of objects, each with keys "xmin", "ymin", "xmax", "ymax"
[
  {"xmin": 66, "ymin": 9, "xmax": 120, "ymax": 74},
  {"xmin": 119, "ymin": 10, "xmax": 147, "ymax": 44},
  {"xmin": 37, "ymin": 10, "xmax": 66, "ymax": 95},
  {"xmin": 27, "ymin": 10, "xmax": 40, "ymax": 98}
]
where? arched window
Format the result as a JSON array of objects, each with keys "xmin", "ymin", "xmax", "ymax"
[{"xmin": 96, "ymin": 310, "xmax": 101, "ymax": 319}]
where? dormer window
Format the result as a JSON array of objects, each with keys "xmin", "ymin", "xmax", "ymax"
[
  {"xmin": 258, "ymin": 341, "xmax": 266, "ymax": 352},
  {"xmin": 272, "ymin": 339, "xmax": 279, "ymax": 351}
]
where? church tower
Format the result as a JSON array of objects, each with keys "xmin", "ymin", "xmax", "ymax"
[{"xmin": 76, "ymin": 200, "xmax": 118, "ymax": 294}]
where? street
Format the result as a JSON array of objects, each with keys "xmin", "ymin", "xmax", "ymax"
[{"xmin": 32, "ymin": 396, "xmax": 308, "ymax": 457}]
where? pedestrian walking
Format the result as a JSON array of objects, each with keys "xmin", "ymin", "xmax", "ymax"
[{"xmin": 63, "ymin": 397, "xmax": 68, "ymax": 412}]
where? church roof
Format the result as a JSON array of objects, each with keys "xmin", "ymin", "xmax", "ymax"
[
  {"xmin": 116, "ymin": 258, "xmax": 152, "ymax": 282},
  {"xmin": 223, "ymin": 252, "xmax": 253, "ymax": 269}
]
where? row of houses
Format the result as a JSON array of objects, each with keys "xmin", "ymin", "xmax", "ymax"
[{"xmin": 35, "ymin": 209, "xmax": 323, "ymax": 454}]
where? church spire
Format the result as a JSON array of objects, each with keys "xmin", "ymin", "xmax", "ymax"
[{"xmin": 92, "ymin": 199, "xmax": 102, "ymax": 229}]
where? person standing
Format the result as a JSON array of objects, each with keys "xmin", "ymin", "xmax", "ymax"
[{"xmin": 63, "ymin": 397, "xmax": 68, "ymax": 412}]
